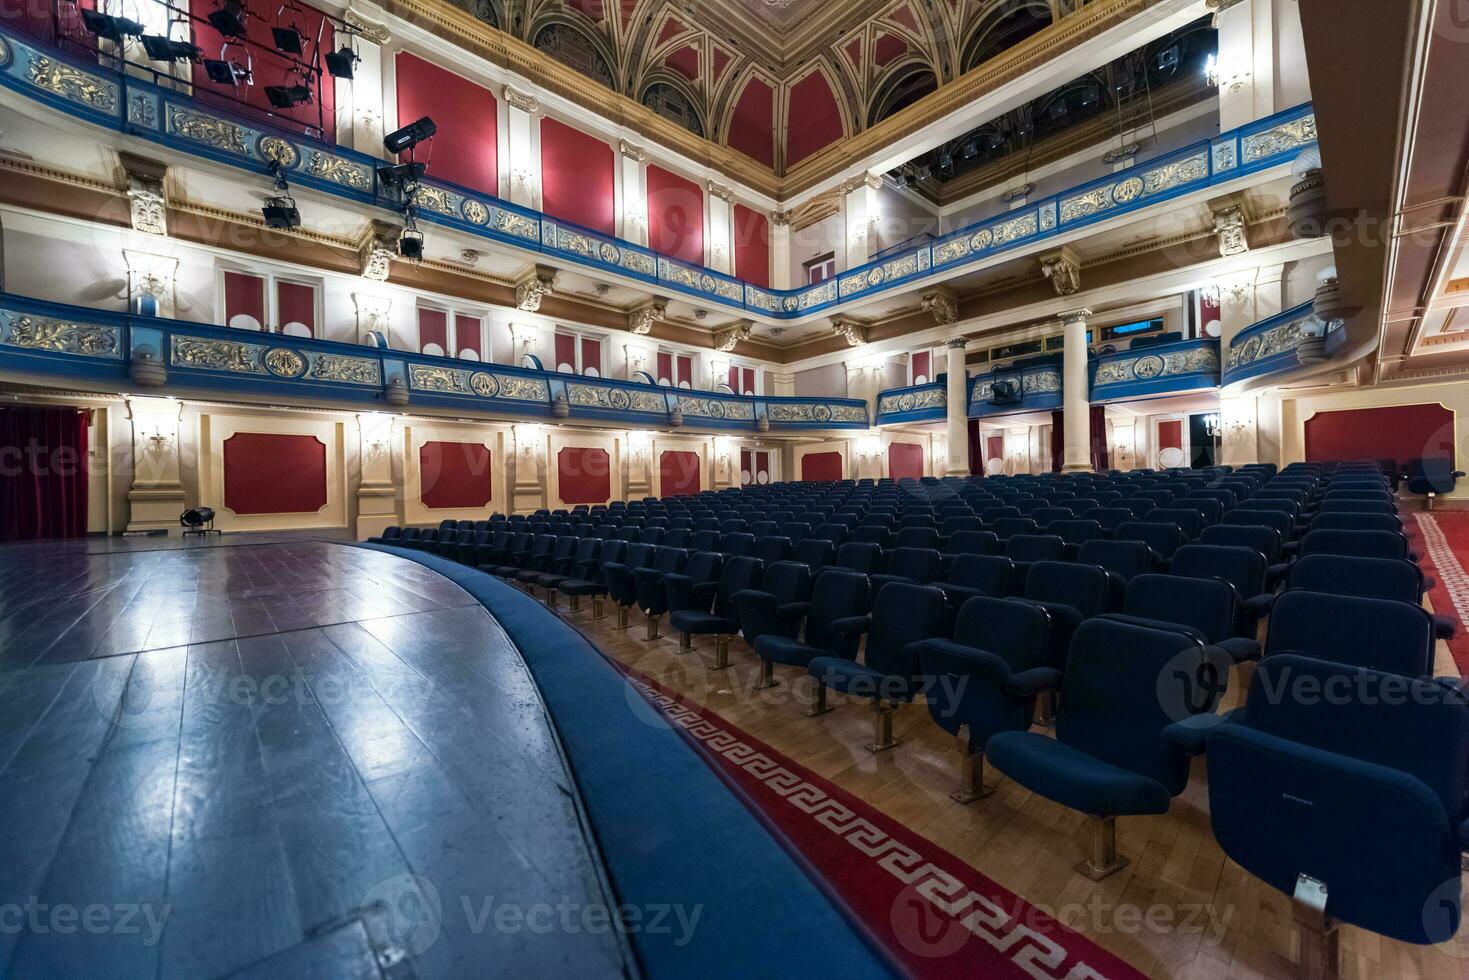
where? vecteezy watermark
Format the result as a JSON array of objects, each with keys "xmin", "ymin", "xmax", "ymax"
[
  {"xmin": 361, "ymin": 875, "xmax": 703, "ymax": 955},
  {"xmin": 0, "ymin": 899, "xmax": 171, "ymax": 947},
  {"xmin": 890, "ymin": 885, "xmax": 1233, "ymax": 960}
]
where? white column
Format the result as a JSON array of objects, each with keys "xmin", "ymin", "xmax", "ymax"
[
  {"xmin": 623, "ymin": 342, "xmax": 651, "ymax": 382},
  {"xmin": 944, "ymin": 339, "xmax": 970, "ymax": 476},
  {"xmin": 770, "ymin": 217, "xmax": 792, "ymax": 290},
  {"xmin": 126, "ymin": 396, "xmax": 186, "ymax": 532},
  {"xmin": 504, "ymin": 87, "xmax": 542, "ymax": 210},
  {"xmin": 842, "ymin": 173, "xmax": 882, "ymax": 269},
  {"xmin": 1060, "ymin": 309, "xmax": 1092, "ymax": 473},
  {"xmin": 844, "ymin": 358, "xmax": 881, "ymax": 426},
  {"xmin": 618, "ymin": 141, "xmax": 649, "ymax": 246},
  {"xmin": 769, "ymin": 372, "xmax": 795, "ymax": 397},
  {"xmin": 355, "ymin": 412, "xmax": 399, "ymax": 539},
  {"xmin": 1214, "ymin": 0, "xmax": 1279, "ymax": 130},
  {"xmin": 335, "ymin": 10, "xmax": 387, "ymax": 152},
  {"xmin": 351, "ymin": 291, "xmax": 392, "ymax": 346},
  {"xmin": 511, "ymin": 423, "xmax": 547, "ymax": 513},
  {"xmin": 707, "ymin": 183, "xmax": 735, "ymax": 274}
]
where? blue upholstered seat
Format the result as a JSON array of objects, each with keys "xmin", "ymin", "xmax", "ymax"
[
  {"xmin": 754, "ymin": 569, "xmax": 869, "ymax": 672},
  {"xmin": 1266, "ymin": 589, "xmax": 1434, "ymax": 676},
  {"xmin": 733, "ymin": 561, "xmax": 813, "ymax": 647},
  {"xmin": 870, "ymin": 547, "xmax": 941, "ymax": 591},
  {"xmin": 670, "ymin": 556, "xmax": 763, "ymax": 639},
  {"xmin": 807, "ymin": 582, "xmax": 946, "ymax": 704},
  {"xmin": 1019, "ymin": 561, "xmax": 1110, "ymax": 671},
  {"xmin": 1181, "ymin": 655, "xmax": 1469, "ymax": 948},
  {"xmin": 755, "ymin": 535, "xmax": 793, "ymax": 564},
  {"xmin": 988, "ymin": 617, "xmax": 1206, "ymax": 826},
  {"xmin": 947, "ymin": 530, "xmax": 1000, "ymax": 556}
]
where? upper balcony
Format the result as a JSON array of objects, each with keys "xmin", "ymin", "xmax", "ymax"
[
  {"xmin": 0, "ymin": 21, "xmax": 1320, "ymax": 339},
  {"xmin": 0, "ymin": 291, "xmax": 868, "ymax": 430}
]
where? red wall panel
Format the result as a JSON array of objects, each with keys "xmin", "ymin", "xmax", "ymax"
[
  {"xmin": 419, "ymin": 309, "xmax": 448, "ymax": 355},
  {"xmin": 659, "ymin": 450, "xmax": 702, "ymax": 497},
  {"xmin": 541, "ymin": 118, "xmax": 615, "ymax": 235},
  {"xmin": 558, "ymin": 447, "xmax": 612, "ymax": 504},
  {"xmin": 276, "ymin": 281, "xmax": 315, "ymax": 336},
  {"xmin": 455, "ymin": 315, "xmax": 482, "ymax": 359},
  {"xmin": 395, "ymin": 52, "xmax": 498, "ymax": 195},
  {"xmin": 223, "ymin": 272, "xmax": 265, "ymax": 330},
  {"xmin": 647, "ymin": 165, "xmax": 704, "ymax": 266},
  {"xmin": 1158, "ymin": 420, "xmax": 1183, "ymax": 451},
  {"xmin": 801, "ymin": 451, "xmax": 842, "ymax": 481},
  {"xmin": 419, "ymin": 442, "xmax": 492, "ymax": 510},
  {"xmin": 785, "ymin": 72, "xmax": 844, "ymax": 167},
  {"xmin": 733, "ymin": 204, "xmax": 770, "ymax": 288},
  {"xmin": 888, "ymin": 442, "xmax": 924, "ymax": 480},
  {"xmin": 1305, "ymin": 404, "xmax": 1455, "ymax": 468},
  {"xmin": 223, "ymin": 433, "xmax": 327, "ymax": 515},
  {"xmin": 727, "ymin": 78, "xmax": 775, "ymax": 168}
]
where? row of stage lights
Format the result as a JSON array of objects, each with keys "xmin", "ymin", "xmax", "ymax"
[
  {"xmin": 78, "ymin": 2, "xmax": 432, "ymax": 262},
  {"xmin": 79, "ymin": 0, "xmax": 360, "ymax": 109},
  {"xmin": 263, "ymin": 115, "xmax": 437, "ymax": 265}
]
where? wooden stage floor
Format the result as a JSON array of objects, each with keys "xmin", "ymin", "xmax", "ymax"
[
  {"xmin": 564, "ymin": 587, "xmax": 1469, "ymax": 980},
  {"xmin": 0, "ymin": 537, "xmax": 633, "ymax": 978}
]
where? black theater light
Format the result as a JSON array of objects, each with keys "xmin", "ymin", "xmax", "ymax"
[
  {"xmin": 265, "ymin": 83, "xmax": 312, "ymax": 108},
  {"xmin": 376, "ymin": 161, "xmax": 425, "ymax": 191},
  {"xmin": 206, "ymin": 0, "xmax": 248, "ymax": 39},
  {"xmin": 262, "ymin": 161, "xmax": 300, "ymax": 228},
  {"xmin": 398, "ymin": 227, "xmax": 424, "ymax": 261},
  {"xmin": 271, "ymin": 25, "xmax": 304, "ymax": 54},
  {"xmin": 180, "ymin": 507, "xmax": 220, "ymax": 536},
  {"xmin": 141, "ymin": 34, "xmax": 201, "ymax": 63},
  {"xmin": 81, "ymin": 9, "xmax": 144, "ymax": 41},
  {"xmin": 383, "ymin": 116, "xmax": 436, "ymax": 155},
  {"xmin": 324, "ymin": 45, "xmax": 358, "ymax": 79},
  {"xmin": 203, "ymin": 57, "xmax": 251, "ymax": 85}
]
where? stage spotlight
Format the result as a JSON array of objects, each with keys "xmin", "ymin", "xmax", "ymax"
[
  {"xmin": 141, "ymin": 35, "xmax": 201, "ymax": 63},
  {"xmin": 81, "ymin": 9, "xmax": 144, "ymax": 41},
  {"xmin": 203, "ymin": 58, "xmax": 251, "ymax": 85},
  {"xmin": 324, "ymin": 45, "xmax": 358, "ymax": 78},
  {"xmin": 398, "ymin": 226, "xmax": 424, "ymax": 261},
  {"xmin": 180, "ymin": 507, "xmax": 221, "ymax": 536},
  {"xmin": 206, "ymin": 0, "xmax": 248, "ymax": 39},
  {"xmin": 262, "ymin": 195, "xmax": 300, "ymax": 228},
  {"xmin": 271, "ymin": 25, "xmax": 304, "ymax": 55},
  {"xmin": 375, "ymin": 161, "xmax": 425, "ymax": 191},
  {"xmin": 265, "ymin": 84, "xmax": 312, "ymax": 108},
  {"xmin": 383, "ymin": 116, "xmax": 436, "ymax": 155}
]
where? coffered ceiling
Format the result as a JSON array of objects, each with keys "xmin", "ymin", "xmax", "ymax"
[{"xmin": 449, "ymin": 0, "xmax": 1089, "ymax": 173}]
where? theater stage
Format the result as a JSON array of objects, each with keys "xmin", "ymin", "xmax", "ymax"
[{"xmin": 0, "ymin": 537, "xmax": 635, "ymax": 978}]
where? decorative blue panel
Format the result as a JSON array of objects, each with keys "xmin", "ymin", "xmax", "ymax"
[
  {"xmin": 875, "ymin": 382, "xmax": 946, "ymax": 425},
  {"xmin": 1091, "ymin": 338, "xmax": 1221, "ymax": 401},
  {"xmin": 1224, "ymin": 301, "xmax": 1344, "ymax": 385}
]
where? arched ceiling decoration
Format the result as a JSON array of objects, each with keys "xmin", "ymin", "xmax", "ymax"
[{"xmin": 478, "ymin": 0, "xmax": 1090, "ymax": 175}]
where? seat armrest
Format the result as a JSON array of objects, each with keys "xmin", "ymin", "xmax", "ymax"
[
  {"xmin": 917, "ymin": 639, "xmax": 1013, "ymax": 687},
  {"xmin": 730, "ymin": 588, "xmax": 771, "ymax": 605},
  {"xmin": 830, "ymin": 614, "xmax": 871, "ymax": 636},
  {"xmin": 1161, "ymin": 712, "xmax": 1229, "ymax": 756},
  {"xmin": 1004, "ymin": 667, "xmax": 1061, "ymax": 698},
  {"xmin": 1243, "ymin": 593, "xmax": 1275, "ymax": 616},
  {"xmin": 776, "ymin": 601, "xmax": 810, "ymax": 621},
  {"xmin": 691, "ymin": 582, "xmax": 720, "ymax": 596},
  {"xmin": 662, "ymin": 572, "xmax": 692, "ymax": 589},
  {"xmin": 575, "ymin": 557, "xmax": 600, "ymax": 572},
  {"xmin": 1213, "ymin": 638, "xmax": 1262, "ymax": 664},
  {"xmin": 1265, "ymin": 561, "xmax": 1290, "ymax": 583}
]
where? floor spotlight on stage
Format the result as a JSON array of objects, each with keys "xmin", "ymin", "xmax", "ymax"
[{"xmin": 180, "ymin": 507, "xmax": 222, "ymax": 537}]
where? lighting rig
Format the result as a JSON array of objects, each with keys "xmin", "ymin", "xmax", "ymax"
[
  {"xmin": 261, "ymin": 160, "xmax": 300, "ymax": 229},
  {"xmin": 378, "ymin": 116, "xmax": 436, "ymax": 262}
]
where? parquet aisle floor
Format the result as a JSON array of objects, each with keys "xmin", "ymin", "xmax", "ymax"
[{"xmin": 565, "ymin": 587, "xmax": 1469, "ymax": 980}]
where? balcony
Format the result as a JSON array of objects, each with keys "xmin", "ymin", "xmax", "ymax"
[
  {"xmin": 1223, "ymin": 301, "xmax": 1345, "ymax": 386},
  {"xmin": 0, "ymin": 293, "xmax": 868, "ymax": 430},
  {"xmin": 1090, "ymin": 337, "xmax": 1221, "ymax": 402},
  {"xmin": 0, "ymin": 22, "xmax": 1318, "ymax": 324},
  {"xmin": 874, "ymin": 380, "xmax": 947, "ymax": 425},
  {"xmin": 967, "ymin": 361, "xmax": 1063, "ymax": 418}
]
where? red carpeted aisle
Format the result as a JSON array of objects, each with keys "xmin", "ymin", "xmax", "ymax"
[
  {"xmin": 618, "ymin": 665, "xmax": 1150, "ymax": 980},
  {"xmin": 1408, "ymin": 512, "xmax": 1469, "ymax": 676}
]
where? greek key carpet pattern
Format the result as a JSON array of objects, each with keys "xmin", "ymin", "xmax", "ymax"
[{"xmin": 618, "ymin": 665, "xmax": 1147, "ymax": 980}]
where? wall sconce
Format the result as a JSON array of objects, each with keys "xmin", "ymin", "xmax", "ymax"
[
  {"xmin": 1203, "ymin": 412, "xmax": 1222, "ymax": 438},
  {"xmin": 141, "ymin": 422, "xmax": 173, "ymax": 456},
  {"xmin": 512, "ymin": 167, "xmax": 535, "ymax": 188},
  {"xmin": 934, "ymin": 435, "xmax": 948, "ymax": 462},
  {"xmin": 514, "ymin": 424, "xmax": 544, "ymax": 459},
  {"xmin": 714, "ymin": 436, "xmax": 735, "ymax": 467},
  {"xmin": 856, "ymin": 436, "xmax": 882, "ymax": 461},
  {"xmin": 626, "ymin": 429, "xmax": 653, "ymax": 462},
  {"xmin": 1205, "ymin": 53, "xmax": 1251, "ymax": 93}
]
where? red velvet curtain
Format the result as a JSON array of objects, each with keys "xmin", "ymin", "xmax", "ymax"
[
  {"xmin": 967, "ymin": 419, "xmax": 983, "ymax": 476},
  {"xmin": 0, "ymin": 406, "xmax": 90, "ymax": 541},
  {"xmin": 1050, "ymin": 410, "xmax": 1064, "ymax": 473},
  {"xmin": 1050, "ymin": 408, "xmax": 1110, "ymax": 472},
  {"xmin": 1089, "ymin": 405, "xmax": 1110, "ymax": 472}
]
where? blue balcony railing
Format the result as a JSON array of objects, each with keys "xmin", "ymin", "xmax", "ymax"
[
  {"xmin": 968, "ymin": 362, "xmax": 1063, "ymax": 418},
  {"xmin": 1224, "ymin": 301, "xmax": 1345, "ymax": 386},
  {"xmin": 874, "ymin": 381, "xmax": 946, "ymax": 425},
  {"xmin": 0, "ymin": 22, "xmax": 1319, "ymax": 323},
  {"xmin": 0, "ymin": 293, "xmax": 868, "ymax": 430},
  {"xmin": 1090, "ymin": 337, "xmax": 1221, "ymax": 401}
]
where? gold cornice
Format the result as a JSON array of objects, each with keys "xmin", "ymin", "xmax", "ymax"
[{"xmin": 385, "ymin": 0, "xmax": 1173, "ymax": 201}]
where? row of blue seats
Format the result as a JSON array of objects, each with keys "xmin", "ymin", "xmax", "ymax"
[{"xmin": 456, "ymin": 458, "xmax": 1462, "ymax": 972}]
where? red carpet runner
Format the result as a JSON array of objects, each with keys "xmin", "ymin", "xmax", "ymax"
[
  {"xmin": 613, "ymin": 663, "xmax": 1149, "ymax": 980},
  {"xmin": 1410, "ymin": 512, "xmax": 1469, "ymax": 676}
]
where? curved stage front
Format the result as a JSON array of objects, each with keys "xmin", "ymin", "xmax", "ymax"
[{"xmin": 0, "ymin": 537, "xmax": 890, "ymax": 979}]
